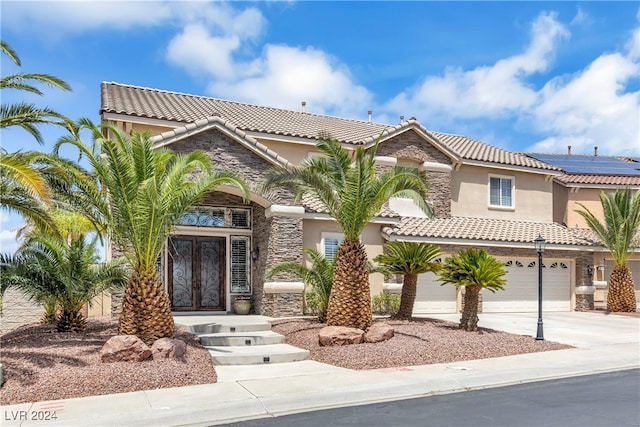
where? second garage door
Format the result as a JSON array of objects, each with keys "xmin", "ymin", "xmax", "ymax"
[{"xmin": 483, "ymin": 257, "xmax": 572, "ymax": 312}]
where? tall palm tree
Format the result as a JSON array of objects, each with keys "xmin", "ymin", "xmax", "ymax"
[
  {"xmin": 261, "ymin": 135, "xmax": 431, "ymax": 330},
  {"xmin": 1, "ymin": 40, "xmax": 71, "ymax": 143},
  {"xmin": 57, "ymin": 120, "xmax": 250, "ymax": 344},
  {"xmin": 374, "ymin": 241, "xmax": 442, "ymax": 319},
  {"xmin": 0, "ymin": 234, "xmax": 127, "ymax": 332},
  {"xmin": 576, "ymin": 188, "xmax": 640, "ymax": 312},
  {"xmin": 268, "ymin": 248, "xmax": 386, "ymax": 322},
  {"xmin": 438, "ymin": 248, "xmax": 507, "ymax": 331}
]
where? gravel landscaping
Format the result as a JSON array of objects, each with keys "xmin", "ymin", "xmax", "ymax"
[
  {"xmin": 271, "ymin": 317, "xmax": 572, "ymax": 370},
  {"xmin": 0, "ymin": 314, "xmax": 586, "ymax": 405},
  {"xmin": 0, "ymin": 317, "xmax": 216, "ymax": 405}
]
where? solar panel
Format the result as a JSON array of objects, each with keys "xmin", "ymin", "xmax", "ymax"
[{"xmin": 528, "ymin": 154, "xmax": 640, "ymax": 176}]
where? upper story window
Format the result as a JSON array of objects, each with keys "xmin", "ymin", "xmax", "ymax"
[
  {"xmin": 322, "ymin": 232, "xmax": 344, "ymax": 261},
  {"xmin": 489, "ymin": 174, "xmax": 514, "ymax": 209}
]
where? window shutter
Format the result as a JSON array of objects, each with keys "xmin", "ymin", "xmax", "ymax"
[
  {"xmin": 324, "ymin": 237, "xmax": 344, "ymax": 260},
  {"xmin": 230, "ymin": 236, "xmax": 250, "ymax": 293}
]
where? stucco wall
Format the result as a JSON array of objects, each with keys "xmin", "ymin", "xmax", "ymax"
[
  {"xmin": 302, "ymin": 219, "xmax": 387, "ymax": 296},
  {"xmin": 451, "ymin": 165, "xmax": 553, "ymax": 222}
]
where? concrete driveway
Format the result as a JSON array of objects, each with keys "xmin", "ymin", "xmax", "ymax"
[{"xmin": 423, "ymin": 311, "xmax": 640, "ymax": 347}]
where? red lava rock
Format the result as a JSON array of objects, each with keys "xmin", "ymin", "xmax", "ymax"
[
  {"xmin": 364, "ymin": 323, "xmax": 394, "ymax": 343},
  {"xmin": 318, "ymin": 325, "xmax": 364, "ymax": 346},
  {"xmin": 151, "ymin": 338, "xmax": 187, "ymax": 361},
  {"xmin": 100, "ymin": 335, "xmax": 152, "ymax": 362}
]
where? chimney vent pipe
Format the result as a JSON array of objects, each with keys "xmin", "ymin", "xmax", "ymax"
[
  {"xmin": 567, "ymin": 145, "xmax": 571, "ymax": 155},
  {"xmin": 594, "ymin": 146, "xmax": 598, "ymax": 157},
  {"xmin": 368, "ymin": 110, "xmax": 372, "ymax": 123},
  {"xmin": 301, "ymin": 101, "xmax": 306, "ymax": 113}
]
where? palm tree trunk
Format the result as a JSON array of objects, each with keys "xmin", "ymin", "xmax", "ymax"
[
  {"xmin": 607, "ymin": 266, "xmax": 637, "ymax": 313},
  {"xmin": 118, "ymin": 270, "xmax": 175, "ymax": 345},
  {"xmin": 460, "ymin": 285, "xmax": 480, "ymax": 331},
  {"xmin": 326, "ymin": 239, "xmax": 372, "ymax": 330},
  {"xmin": 394, "ymin": 274, "xmax": 418, "ymax": 320}
]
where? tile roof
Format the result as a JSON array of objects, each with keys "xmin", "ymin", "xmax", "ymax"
[
  {"xmin": 432, "ymin": 132, "xmax": 558, "ymax": 171},
  {"xmin": 555, "ymin": 174, "xmax": 640, "ymax": 186},
  {"xmin": 301, "ymin": 195, "xmax": 398, "ymax": 218},
  {"xmin": 101, "ymin": 82, "xmax": 558, "ymax": 173},
  {"xmin": 383, "ymin": 216, "xmax": 600, "ymax": 247},
  {"xmin": 152, "ymin": 116, "xmax": 290, "ymax": 165}
]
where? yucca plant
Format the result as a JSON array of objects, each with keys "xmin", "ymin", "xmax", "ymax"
[
  {"xmin": 438, "ymin": 248, "xmax": 507, "ymax": 331},
  {"xmin": 576, "ymin": 188, "xmax": 640, "ymax": 312},
  {"xmin": 261, "ymin": 135, "xmax": 431, "ymax": 330},
  {"xmin": 56, "ymin": 120, "xmax": 250, "ymax": 343},
  {"xmin": 374, "ymin": 241, "xmax": 442, "ymax": 319}
]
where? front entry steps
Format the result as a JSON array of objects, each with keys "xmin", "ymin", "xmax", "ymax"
[{"xmin": 176, "ymin": 315, "xmax": 309, "ymax": 366}]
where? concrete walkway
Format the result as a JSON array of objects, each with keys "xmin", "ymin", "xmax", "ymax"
[{"xmin": 2, "ymin": 312, "xmax": 639, "ymax": 427}]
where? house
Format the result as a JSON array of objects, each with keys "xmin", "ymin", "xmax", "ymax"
[
  {"xmin": 97, "ymin": 82, "xmax": 640, "ymax": 318},
  {"xmin": 99, "ymin": 82, "xmax": 640, "ymax": 318},
  {"xmin": 527, "ymin": 151, "xmax": 640, "ymax": 304}
]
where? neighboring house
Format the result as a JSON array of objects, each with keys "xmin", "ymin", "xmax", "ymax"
[
  {"xmin": 99, "ymin": 82, "xmax": 639, "ymax": 318},
  {"xmin": 528, "ymin": 151, "xmax": 640, "ymax": 304}
]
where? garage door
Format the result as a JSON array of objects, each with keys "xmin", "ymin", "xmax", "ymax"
[
  {"xmin": 414, "ymin": 270, "xmax": 458, "ymax": 314},
  {"xmin": 483, "ymin": 258, "xmax": 571, "ymax": 312}
]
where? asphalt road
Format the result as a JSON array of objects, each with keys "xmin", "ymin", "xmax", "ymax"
[{"xmin": 221, "ymin": 369, "xmax": 640, "ymax": 427}]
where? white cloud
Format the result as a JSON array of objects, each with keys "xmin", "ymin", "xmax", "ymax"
[
  {"xmin": 206, "ymin": 44, "xmax": 373, "ymax": 117},
  {"xmin": 529, "ymin": 51, "xmax": 639, "ymax": 154},
  {"xmin": 383, "ymin": 12, "xmax": 569, "ymax": 124},
  {"xmin": 167, "ymin": 24, "xmax": 242, "ymax": 80},
  {"xmin": 0, "ymin": 229, "xmax": 19, "ymax": 255},
  {"xmin": 2, "ymin": 1, "xmax": 265, "ymax": 40}
]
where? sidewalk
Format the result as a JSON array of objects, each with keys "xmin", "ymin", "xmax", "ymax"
[{"xmin": 2, "ymin": 312, "xmax": 638, "ymax": 427}]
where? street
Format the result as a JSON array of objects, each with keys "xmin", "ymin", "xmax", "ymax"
[{"xmin": 221, "ymin": 369, "xmax": 640, "ymax": 427}]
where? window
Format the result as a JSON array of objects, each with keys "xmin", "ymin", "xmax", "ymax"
[
  {"xmin": 230, "ymin": 236, "xmax": 250, "ymax": 293},
  {"xmin": 322, "ymin": 232, "xmax": 344, "ymax": 261},
  {"xmin": 489, "ymin": 175, "xmax": 514, "ymax": 208},
  {"xmin": 177, "ymin": 207, "xmax": 251, "ymax": 229}
]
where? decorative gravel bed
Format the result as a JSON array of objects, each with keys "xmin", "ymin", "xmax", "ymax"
[
  {"xmin": 271, "ymin": 317, "xmax": 573, "ymax": 370},
  {"xmin": 0, "ymin": 317, "xmax": 216, "ymax": 405}
]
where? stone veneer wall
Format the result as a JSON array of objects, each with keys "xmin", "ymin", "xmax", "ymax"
[
  {"xmin": 0, "ymin": 288, "xmax": 44, "ymax": 333},
  {"xmin": 376, "ymin": 130, "xmax": 453, "ymax": 218},
  {"xmin": 111, "ymin": 128, "xmax": 304, "ymax": 317}
]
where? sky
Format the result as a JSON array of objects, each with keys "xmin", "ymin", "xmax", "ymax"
[{"xmin": 1, "ymin": 0, "xmax": 639, "ymax": 253}]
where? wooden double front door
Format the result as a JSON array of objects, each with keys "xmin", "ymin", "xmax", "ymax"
[{"xmin": 168, "ymin": 236, "xmax": 226, "ymax": 311}]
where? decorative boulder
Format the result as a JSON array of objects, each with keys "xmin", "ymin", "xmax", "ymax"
[
  {"xmin": 151, "ymin": 338, "xmax": 187, "ymax": 361},
  {"xmin": 364, "ymin": 323, "xmax": 394, "ymax": 343},
  {"xmin": 318, "ymin": 326, "xmax": 364, "ymax": 346},
  {"xmin": 100, "ymin": 335, "xmax": 152, "ymax": 362}
]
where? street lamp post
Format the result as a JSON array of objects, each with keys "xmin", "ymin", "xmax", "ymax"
[{"xmin": 534, "ymin": 235, "xmax": 546, "ymax": 341}]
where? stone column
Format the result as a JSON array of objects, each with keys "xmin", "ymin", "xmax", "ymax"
[
  {"xmin": 574, "ymin": 254, "xmax": 595, "ymax": 311},
  {"xmin": 254, "ymin": 205, "xmax": 305, "ymax": 317}
]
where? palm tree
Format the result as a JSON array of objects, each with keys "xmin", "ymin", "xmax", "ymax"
[
  {"xmin": 261, "ymin": 135, "xmax": 431, "ymax": 330},
  {"xmin": 0, "ymin": 151, "xmax": 54, "ymax": 235},
  {"xmin": 438, "ymin": 248, "xmax": 507, "ymax": 331},
  {"xmin": 1, "ymin": 40, "xmax": 71, "ymax": 143},
  {"xmin": 268, "ymin": 249, "xmax": 386, "ymax": 322},
  {"xmin": 267, "ymin": 249, "xmax": 334, "ymax": 322},
  {"xmin": 57, "ymin": 120, "xmax": 250, "ymax": 344},
  {"xmin": 576, "ymin": 188, "xmax": 640, "ymax": 312},
  {"xmin": 374, "ymin": 241, "xmax": 442, "ymax": 319},
  {"xmin": 0, "ymin": 234, "xmax": 127, "ymax": 332}
]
